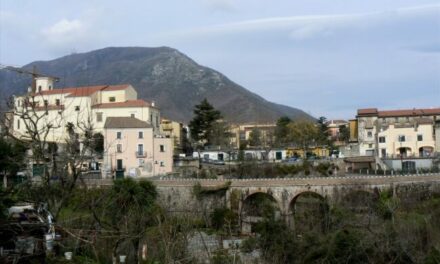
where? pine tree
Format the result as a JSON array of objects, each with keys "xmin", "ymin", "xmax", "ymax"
[{"xmin": 188, "ymin": 99, "xmax": 224, "ymax": 147}]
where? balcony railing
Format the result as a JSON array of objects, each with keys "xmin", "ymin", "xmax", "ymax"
[{"xmin": 135, "ymin": 151, "xmax": 147, "ymax": 158}]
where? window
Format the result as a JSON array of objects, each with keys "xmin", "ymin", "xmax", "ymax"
[
  {"xmin": 379, "ymin": 136, "xmax": 386, "ymax": 143},
  {"xmin": 160, "ymin": 161, "xmax": 165, "ymax": 167},
  {"xmin": 96, "ymin": 112, "xmax": 103, "ymax": 122},
  {"xmin": 75, "ymin": 106, "xmax": 80, "ymax": 111},
  {"xmin": 116, "ymin": 159, "xmax": 123, "ymax": 170},
  {"xmin": 17, "ymin": 119, "xmax": 20, "ymax": 129},
  {"xmin": 398, "ymin": 135, "xmax": 406, "ymax": 142},
  {"xmin": 55, "ymin": 99, "xmax": 60, "ymax": 106},
  {"xmin": 138, "ymin": 144, "xmax": 144, "ymax": 154},
  {"xmin": 138, "ymin": 159, "xmax": 145, "ymax": 167},
  {"xmin": 116, "ymin": 144, "xmax": 122, "ymax": 153},
  {"xmin": 17, "ymin": 100, "xmax": 21, "ymax": 107},
  {"xmin": 116, "ymin": 132, "xmax": 122, "ymax": 139},
  {"xmin": 156, "ymin": 116, "xmax": 159, "ymax": 127},
  {"xmin": 160, "ymin": 145, "xmax": 165, "ymax": 152},
  {"xmin": 367, "ymin": 131, "xmax": 372, "ymax": 138},
  {"xmin": 381, "ymin": 148, "xmax": 386, "ymax": 158},
  {"xmin": 44, "ymin": 100, "xmax": 48, "ymax": 106},
  {"xmin": 109, "ymin": 96, "xmax": 116, "ymax": 102},
  {"xmin": 48, "ymin": 85, "xmax": 52, "ymax": 90},
  {"xmin": 131, "ymin": 113, "xmax": 135, "ymax": 118},
  {"xmin": 368, "ymin": 144, "xmax": 373, "ymax": 148},
  {"xmin": 38, "ymin": 86, "xmax": 42, "ymax": 92},
  {"xmin": 417, "ymin": 134, "xmax": 423, "ymax": 141},
  {"xmin": 150, "ymin": 114, "xmax": 153, "ymax": 122},
  {"xmin": 138, "ymin": 131, "xmax": 143, "ymax": 139}
]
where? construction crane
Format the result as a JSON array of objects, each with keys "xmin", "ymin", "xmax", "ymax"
[{"xmin": 0, "ymin": 64, "xmax": 59, "ymax": 93}]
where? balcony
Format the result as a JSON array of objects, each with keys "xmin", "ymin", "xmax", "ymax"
[{"xmin": 135, "ymin": 151, "xmax": 147, "ymax": 158}]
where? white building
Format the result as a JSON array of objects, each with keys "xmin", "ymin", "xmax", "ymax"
[
  {"xmin": 12, "ymin": 77, "xmax": 161, "ymax": 143},
  {"xmin": 351, "ymin": 107, "xmax": 440, "ymax": 170}
]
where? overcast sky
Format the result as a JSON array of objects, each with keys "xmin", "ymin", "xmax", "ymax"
[{"xmin": 1, "ymin": 0, "xmax": 439, "ymax": 119}]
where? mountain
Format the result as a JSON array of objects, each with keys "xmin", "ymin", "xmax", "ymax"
[{"xmin": 0, "ymin": 47, "xmax": 313, "ymax": 123}]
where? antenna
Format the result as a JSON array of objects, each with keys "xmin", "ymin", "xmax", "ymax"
[{"xmin": 0, "ymin": 64, "xmax": 60, "ymax": 93}]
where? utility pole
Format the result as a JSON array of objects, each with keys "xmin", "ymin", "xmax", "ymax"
[{"xmin": 0, "ymin": 64, "xmax": 59, "ymax": 93}]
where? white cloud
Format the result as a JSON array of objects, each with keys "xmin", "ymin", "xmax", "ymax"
[
  {"xmin": 164, "ymin": 4, "xmax": 440, "ymax": 41},
  {"xmin": 39, "ymin": 17, "xmax": 103, "ymax": 56},
  {"xmin": 42, "ymin": 19, "xmax": 85, "ymax": 40}
]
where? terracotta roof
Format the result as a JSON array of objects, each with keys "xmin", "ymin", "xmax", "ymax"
[
  {"xmin": 104, "ymin": 117, "xmax": 152, "ymax": 129},
  {"xmin": 92, "ymin": 99, "xmax": 151, "ymax": 109},
  {"xmin": 358, "ymin": 107, "xmax": 440, "ymax": 117},
  {"xmin": 33, "ymin": 84, "xmax": 130, "ymax": 97},
  {"xmin": 357, "ymin": 108, "xmax": 378, "ymax": 115},
  {"xmin": 378, "ymin": 108, "xmax": 440, "ymax": 117}
]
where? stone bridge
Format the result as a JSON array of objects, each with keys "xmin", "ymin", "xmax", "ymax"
[
  {"xmin": 85, "ymin": 173, "xmax": 440, "ymax": 233},
  {"xmin": 150, "ymin": 173, "xmax": 440, "ymax": 233}
]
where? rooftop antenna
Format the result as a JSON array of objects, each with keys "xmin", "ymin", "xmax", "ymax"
[{"xmin": 0, "ymin": 64, "xmax": 60, "ymax": 93}]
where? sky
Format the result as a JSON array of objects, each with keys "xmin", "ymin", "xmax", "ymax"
[{"xmin": 0, "ymin": 0, "xmax": 439, "ymax": 119}]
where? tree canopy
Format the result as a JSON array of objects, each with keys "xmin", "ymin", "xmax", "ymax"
[
  {"xmin": 188, "ymin": 99, "xmax": 228, "ymax": 147},
  {"xmin": 287, "ymin": 120, "xmax": 320, "ymax": 151}
]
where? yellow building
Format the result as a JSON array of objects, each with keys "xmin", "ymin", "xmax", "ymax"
[
  {"xmin": 230, "ymin": 123, "xmax": 276, "ymax": 148},
  {"xmin": 286, "ymin": 146, "xmax": 330, "ymax": 158},
  {"xmin": 160, "ymin": 118, "xmax": 185, "ymax": 154},
  {"xmin": 356, "ymin": 107, "xmax": 440, "ymax": 157}
]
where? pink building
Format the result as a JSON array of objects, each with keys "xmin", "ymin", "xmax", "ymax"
[
  {"xmin": 103, "ymin": 117, "xmax": 173, "ymax": 178},
  {"xmin": 327, "ymin": 119, "xmax": 348, "ymax": 140}
]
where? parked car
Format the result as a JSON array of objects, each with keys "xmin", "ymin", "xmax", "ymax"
[{"xmin": 282, "ymin": 157, "xmax": 302, "ymax": 164}]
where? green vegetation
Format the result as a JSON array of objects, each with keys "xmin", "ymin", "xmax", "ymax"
[
  {"xmin": 2, "ymin": 172, "xmax": 440, "ymax": 263},
  {"xmin": 188, "ymin": 98, "xmax": 230, "ymax": 148}
]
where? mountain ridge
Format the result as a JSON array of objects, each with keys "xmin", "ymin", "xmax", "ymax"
[{"xmin": 0, "ymin": 46, "xmax": 314, "ymax": 123}]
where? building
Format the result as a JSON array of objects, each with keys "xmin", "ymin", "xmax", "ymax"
[
  {"xmin": 230, "ymin": 123, "xmax": 276, "ymax": 148},
  {"xmin": 160, "ymin": 118, "xmax": 187, "ymax": 154},
  {"xmin": 349, "ymin": 107, "xmax": 440, "ymax": 170},
  {"xmin": 103, "ymin": 117, "xmax": 172, "ymax": 178},
  {"xmin": 12, "ymin": 77, "xmax": 161, "ymax": 143},
  {"xmin": 326, "ymin": 119, "xmax": 348, "ymax": 145}
]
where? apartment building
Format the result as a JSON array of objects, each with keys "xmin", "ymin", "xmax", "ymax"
[
  {"xmin": 160, "ymin": 118, "xmax": 187, "ymax": 154},
  {"xmin": 12, "ymin": 77, "xmax": 161, "ymax": 143},
  {"xmin": 103, "ymin": 117, "xmax": 172, "ymax": 178},
  {"xmin": 230, "ymin": 123, "xmax": 276, "ymax": 148},
  {"xmin": 349, "ymin": 107, "xmax": 440, "ymax": 170}
]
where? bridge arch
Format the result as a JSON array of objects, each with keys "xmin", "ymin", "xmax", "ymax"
[
  {"xmin": 289, "ymin": 191, "xmax": 329, "ymax": 233},
  {"xmin": 240, "ymin": 191, "xmax": 281, "ymax": 234}
]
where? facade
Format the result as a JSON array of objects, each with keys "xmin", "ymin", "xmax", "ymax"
[
  {"xmin": 327, "ymin": 119, "xmax": 348, "ymax": 140},
  {"xmin": 349, "ymin": 107, "xmax": 440, "ymax": 170},
  {"xmin": 327, "ymin": 119, "xmax": 348, "ymax": 146},
  {"xmin": 354, "ymin": 108, "xmax": 440, "ymax": 157},
  {"xmin": 160, "ymin": 118, "xmax": 186, "ymax": 154},
  {"xmin": 103, "ymin": 117, "xmax": 172, "ymax": 178},
  {"xmin": 12, "ymin": 77, "xmax": 161, "ymax": 143},
  {"xmin": 230, "ymin": 123, "xmax": 276, "ymax": 148}
]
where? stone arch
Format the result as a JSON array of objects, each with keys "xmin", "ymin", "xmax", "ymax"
[
  {"xmin": 289, "ymin": 191, "xmax": 329, "ymax": 233},
  {"xmin": 240, "ymin": 191, "xmax": 281, "ymax": 234}
]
